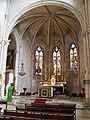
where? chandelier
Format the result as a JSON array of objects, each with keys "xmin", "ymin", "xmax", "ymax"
[
  {"xmin": 18, "ymin": 41, "xmax": 27, "ymax": 76},
  {"xmin": 18, "ymin": 63, "xmax": 26, "ymax": 76}
]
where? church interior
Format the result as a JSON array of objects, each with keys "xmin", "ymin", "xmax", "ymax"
[
  {"xmin": 0, "ymin": 0, "xmax": 90, "ymax": 120},
  {"xmin": 6, "ymin": 4, "xmax": 83, "ymax": 97}
]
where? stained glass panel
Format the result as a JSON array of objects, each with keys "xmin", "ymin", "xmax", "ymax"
[
  {"xmin": 70, "ymin": 43, "xmax": 78, "ymax": 71},
  {"xmin": 53, "ymin": 47, "xmax": 61, "ymax": 75},
  {"xmin": 35, "ymin": 46, "xmax": 43, "ymax": 75}
]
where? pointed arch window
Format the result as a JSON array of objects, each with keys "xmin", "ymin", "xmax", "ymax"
[
  {"xmin": 53, "ymin": 46, "xmax": 61, "ymax": 75},
  {"xmin": 70, "ymin": 43, "xmax": 78, "ymax": 71},
  {"xmin": 35, "ymin": 46, "xmax": 43, "ymax": 75}
]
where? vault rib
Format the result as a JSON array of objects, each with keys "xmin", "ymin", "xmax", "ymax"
[
  {"xmin": 47, "ymin": 18, "xmax": 51, "ymax": 46},
  {"xmin": 16, "ymin": 13, "xmax": 48, "ymax": 25},
  {"xmin": 22, "ymin": 16, "xmax": 46, "ymax": 37},
  {"xmin": 32, "ymin": 17, "xmax": 48, "ymax": 45},
  {"xmin": 44, "ymin": 5, "xmax": 51, "ymax": 16},
  {"xmin": 53, "ymin": 16, "xmax": 64, "ymax": 45},
  {"xmin": 54, "ymin": 13, "xmax": 79, "ymax": 24},
  {"xmin": 55, "ymin": 15, "xmax": 76, "ymax": 37}
]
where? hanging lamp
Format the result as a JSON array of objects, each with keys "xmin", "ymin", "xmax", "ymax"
[
  {"xmin": 18, "ymin": 63, "xmax": 26, "ymax": 76},
  {"xmin": 18, "ymin": 41, "xmax": 27, "ymax": 76}
]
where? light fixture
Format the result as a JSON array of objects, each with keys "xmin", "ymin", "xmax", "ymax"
[
  {"xmin": 18, "ymin": 63, "xmax": 26, "ymax": 76},
  {"xmin": 18, "ymin": 40, "xmax": 27, "ymax": 76}
]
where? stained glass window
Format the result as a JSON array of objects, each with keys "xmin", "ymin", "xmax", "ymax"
[
  {"xmin": 70, "ymin": 43, "xmax": 78, "ymax": 71},
  {"xmin": 53, "ymin": 47, "xmax": 61, "ymax": 75},
  {"xmin": 35, "ymin": 46, "xmax": 43, "ymax": 75}
]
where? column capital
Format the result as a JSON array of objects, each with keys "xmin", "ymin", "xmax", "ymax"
[
  {"xmin": 83, "ymin": 80, "xmax": 90, "ymax": 84},
  {"xmin": 0, "ymin": 39, "xmax": 11, "ymax": 46},
  {"xmin": 81, "ymin": 27, "xmax": 90, "ymax": 38}
]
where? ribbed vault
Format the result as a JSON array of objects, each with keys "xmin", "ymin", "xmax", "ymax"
[{"xmin": 16, "ymin": 5, "xmax": 81, "ymax": 45}]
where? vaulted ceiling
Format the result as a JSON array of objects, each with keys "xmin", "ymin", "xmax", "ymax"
[{"xmin": 16, "ymin": 5, "xmax": 81, "ymax": 46}]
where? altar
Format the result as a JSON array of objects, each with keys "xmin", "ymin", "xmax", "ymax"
[
  {"xmin": 39, "ymin": 75, "xmax": 66, "ymax": 98},
  {"xmin": 39, "ymin": 85, "xmax": 53, "ymax": 97},
  {"xmin": 39, "ymin": 84, "xmax": 65, "ymax": 98}
]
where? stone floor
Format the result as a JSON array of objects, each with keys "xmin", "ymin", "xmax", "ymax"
[{"xmin": 0, "ymin": 95, "xmax": 90, "ymax": 120}]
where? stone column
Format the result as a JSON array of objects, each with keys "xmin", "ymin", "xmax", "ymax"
[
  {"xmin": 30, "ymin": 49, "xmax": 34, "ymax": 95},
  {"xmin": 0, "ymin": 40, "xmax": 10, "ymax": 99},
  {"xmin": 0, "ymin": 40, "xmax": 5, "ymax": 72},
  {"xmin": 82, "ymin": 30, "xmax": 90, "ymax": 99},
  {"xmin": 0, "ymin": 41, "xmax": 5, "ymax": 99},
  {"xmin": 45, "ymin": 49, "xmax": 50, "ymax": 81},
  {"xmin": 84, "ymin": 80, "xmax": 90, "ymax": 99},
  {"xmin": 87, "ymin": 28, "xmax": 90, "ymax": 80},
  {"xmin": 0, "ymin": 42, "xmax": 2, "ymax": 72},
  {"xmin": 84, "ymin": 0, "xmax": 90, "ymax": 80},
  {"xmin": 44, "ymin": 63, "xmax": 47, "ymax": 81},
  {"xmin": 46, "ymin": 48, "xmax": 51, "ymax": 81}
]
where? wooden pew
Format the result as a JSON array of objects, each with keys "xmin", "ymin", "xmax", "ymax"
[
  {"xmin": 4, "ymin": 109, "xmax": 74, "ymax": 120},
  {"xmin": 27, "ymin": 102, "xmax": 76, "ymax": 110},
  {"xmin": 24, "ymin": 103, "xmax": 76, "ymax": 120},
  {"xmin": 16, "ymin": 107, "xmax": 75, "ymax": 120},
  {"xmin": 0, "ymin": 114, "xmax": 45, "ymax": 120},
  {"xmin": 30, "ymin": 102, "xmax": 76, "ymax": 114},
  {"xmin": 4, "ymin": 109, "xmax": 53, "ymax": 119},
  {"xmin": 16, "ymin": 105, "xmax": 75, "ymax": 115},
  {"xmin": 25, "ymin": 103, "xmax": 76, "ymax": 112}
]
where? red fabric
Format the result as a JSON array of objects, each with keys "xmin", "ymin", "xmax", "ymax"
[
  {"xmin": 34, "ymin": 100, "xmax": 45, "ymax": 103},
  {"xmin": 35, "ymin": 98, "xmax": 47, "ymax": 101}
]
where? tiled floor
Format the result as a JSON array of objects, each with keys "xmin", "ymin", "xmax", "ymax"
[{"xmin": 0, "ymin": 95, "xmax": 90, "ymax": 120}]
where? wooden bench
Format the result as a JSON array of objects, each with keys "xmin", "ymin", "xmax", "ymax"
[
  {"xmin": 17, "ymin": 105, "xmax": 75, "ymax": 114},
  {"xmin": 16, "ymin": 104, "xmax": 76, "ymax": 120},
  {"xmin": 25, "ymin": 103, "xmax": 76, "ymax": 120},
  {"xmin": 0, "ymin": 114, "xmax": 52, "ymax": 120},
  {"xmin": 4, "ymin": 110, "xmax": 46, "ymax": 119},
  {"xmin": 29, "ymin": 102, "xmax": 76, "ymax": 108},
  {"xmin": 25, "ymin": 103, "xmax": 76, "ymax": 112},
  {"xmin": 4, "ymin": 109, "xmax": 74, "ymax": 120}
]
